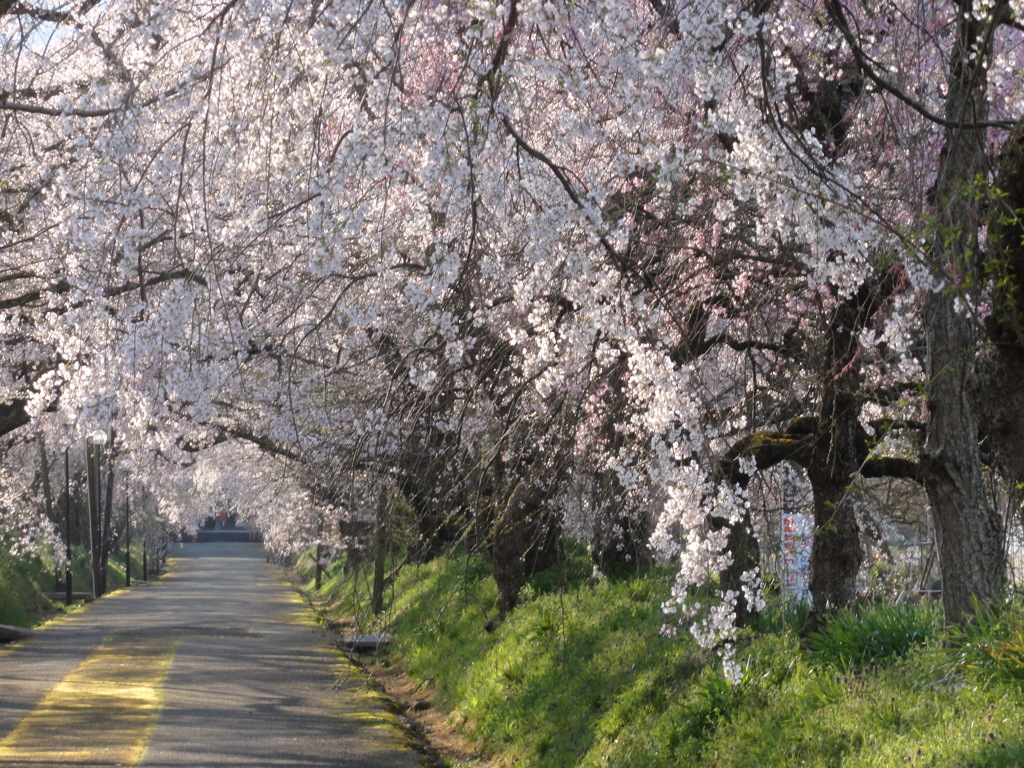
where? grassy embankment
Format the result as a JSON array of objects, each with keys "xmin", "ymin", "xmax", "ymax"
[
  {"xmin": 299, "ymin": 546, "xmax": 1024, "ymax": 768},
  {"xmin": 0, "ymin": 544, "xmax": 150, "ymax": 628}
]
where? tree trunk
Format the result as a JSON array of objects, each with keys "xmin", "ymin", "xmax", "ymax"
[
  {"xmin": 923, "ymin": 296, "xmax": 1004, "ymax": 621},
  {"xmin": 806, "ymin": 293, "xmax": 868, "ymax": 618},
  {"xmin": 371, "ymin": 490, "xmax": 388, "ymax": 615},
  {"xmin": 806, "ymin": 453, "xmax": 862, "ymax": 616},
  {"xmin": 977, "ymin": 121, "xmax": 1024, "ymax": 485},
  {"xmin": 398, "ymin": 473, "xmax": 461, "ymax": 563},
  {"xmin": 588, "ymin": 469, "xmax": 652, "ymax": 575},
  {"xmin": 589, "ymin": 354, "xmax": 652, "ymax": 574},
  {"xmin": 490, "ymin": 481, "xmax": 561, "ymax": 617},
  {"xmin": 708, "ymin": 508, "xmax": 761, "ymax": 625},
  {"xmin": 921, "ymin": 3, "xmax": 1006, "ymax": 622},
  {"xmin": 37, "ymin": 433, "xmax": 55, "ymax": 526},
  {"xmin": 718, "ymin": 416, "xmax": 814, "ymax": 623}
]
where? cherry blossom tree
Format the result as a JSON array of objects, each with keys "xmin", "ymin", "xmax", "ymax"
[{"xmin": 3, "ymin": 0, "xmax": 1024, "ymax": 680}]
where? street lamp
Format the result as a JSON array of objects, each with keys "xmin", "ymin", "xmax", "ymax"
[
  {"xmin": 124, "ymin": 498, "xmax": 131, "ymax": 588},
  {"xmin": 64, "ymin": 448, "xmax": 72, "ymax": 606},
  {"xmin": 86, "ymin": 430, "xmax": 108, "ymax": 598}
]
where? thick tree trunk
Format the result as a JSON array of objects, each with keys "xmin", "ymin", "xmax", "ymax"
[
  {"xmin": 807, "ymin": 479, "xmax": 861, "ymax": 614},
  {"xmin": 709, "ymin": 508, "xmax": 761, "ymax": 624},
  {"xmin": 589, "ymin": 355, "xmax": 652, "ymax": 574},
  {"xmin": 718, "ymin": 416, "xmax": 813, "ymax": 623},
  {"xmin": 977, "ymin": 121, "xmax": 1024, "ymax": 484},
  {"xmin": 984, "ymin": 118, "xmax": 1024, "ymax": 347},
  {"xmin": 490, "ymin": 481, "xmax": 561, "ymax": 617},
  {"xmin": 806, "ymin": 401, "xmax": 863, "ymax": 616},
  {"xmin": 921, "ymin": 4, "xmax": 1006, "ymax": 622},
  {"xmin": 806, "ymin": 293, "xmax": 869, "ymax": 618},
  {"xmin": 588, "ymin": 469, "xmax": 652, "ymax": 575},
  {"xmin": 924, "ymin": 297, "xmax": 1005, "ymax": 621},
  {"xmin": 398, "ymin": 473, "xmax": 463, "ymax": 563}
]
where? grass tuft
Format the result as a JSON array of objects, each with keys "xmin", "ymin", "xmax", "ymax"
[
  {"xmin": 945, "ymin": 596, "xmax": 1024, "ymax": 690},
  {"xmin": 805, "ymin": 601, "xmax": 943, "ymax": 672}
]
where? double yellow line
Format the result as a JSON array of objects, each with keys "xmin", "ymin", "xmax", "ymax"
[{"xmin": 0, "ymin": 634, "xmax": 178, "ymax": 766}]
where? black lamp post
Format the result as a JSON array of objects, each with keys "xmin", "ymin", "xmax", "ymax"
[
  {"xmin": 64, "ymin": 447, "xmax": 72, "ymax": 606},
  {"xmin": 124, "ymin": 498, "xmax": 131, "ymax": 588},
  {"xmin": 315, "ymin": 513, "xmax": 324, "ymax": 591},
  {"xmin": 86, "ymin": 429, "xmax": 108, "ymax": 598}
]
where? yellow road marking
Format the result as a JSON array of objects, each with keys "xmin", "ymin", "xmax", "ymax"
[{"xmin": 0, "ymin": 634, "xmax": 177, "ymax": 766}]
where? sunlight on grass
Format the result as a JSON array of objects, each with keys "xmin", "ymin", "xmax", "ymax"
[{"xmin": 301, "ymin": 549, "xmax": 1024, "ymax": 768}]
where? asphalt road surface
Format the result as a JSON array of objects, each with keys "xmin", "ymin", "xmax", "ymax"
[{"xmin": 0, "ymin": 542, "xmax": 426, "ymax": 768}]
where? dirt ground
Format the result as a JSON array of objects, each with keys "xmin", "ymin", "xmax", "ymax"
[
  {"xmin": 361, "ymin": 653, "xmax": 491, "ymax": 768},
  {"xmin": 311, "ymin": 600, "xmax": 497, "ymax": 768}
]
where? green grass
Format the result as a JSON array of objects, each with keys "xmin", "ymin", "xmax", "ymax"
[
  {"xmin": 804, "ymin": 601, "xmax": 944, "ymax": 671},
  {"xmin": 300, "ymin": 549, "xmax": 1024, "ymax": 768},
  {"xmin": 946, "ymin": 598, "xmax": 1024, "ymax": 690},
  {"xmin": 0, "ymin": 548, "xmax": 58, "ymax": 627},
  {"xmin": 0, "ymin": 543, "xmax": 151, "ymax": 628}
]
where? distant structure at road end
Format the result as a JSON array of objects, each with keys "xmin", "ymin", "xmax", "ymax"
[{"xmin": 181, "ymin": 526, "xmax": 263, "ymax": 543}]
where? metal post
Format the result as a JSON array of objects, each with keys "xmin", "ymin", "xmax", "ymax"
[
  {"xmin": 96, "ymin": 444, "xmax": 102, "ymax": 594},
  {"xmin": 124, "ymin": 498, "xmax": 131, "ymax": 588},
  {"xmin": 64, "ymin": 448, "xmax": 72, "ymax": 606},
  {"xmin": 86, "ymin": 441, "xmax": 97, "ymax": 598},
  {"xmin": 315, "ymin": 513, "xmax": 324, "ymax": 590},
  {"xmin": 86, "ymin": 430, "xmax": 107, "ymax": 598}
]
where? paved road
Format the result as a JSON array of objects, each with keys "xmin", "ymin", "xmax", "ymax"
[{"xmin": 0, "ymin": 542, "xmax": 425, "ymax": 768}]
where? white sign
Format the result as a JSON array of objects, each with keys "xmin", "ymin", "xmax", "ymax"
[{"xmin": 781, "ymin": 512, "xmax": 812, "ymax": 604}]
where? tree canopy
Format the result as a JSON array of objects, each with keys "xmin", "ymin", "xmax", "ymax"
[{"xmin": 3, "ymin": 0, "xmax": 1024, "ymax": 679}]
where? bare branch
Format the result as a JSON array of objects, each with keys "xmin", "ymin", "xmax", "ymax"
[
  {"xmin": 824, "ymin": 0, "xmax": 1013, "ymax": 131},
  {"xmin": 0, "ymin": 66, "xmax": 223, "ymax": 118},
  {"xmin": 0, "ymin": 267, "xmax": 207, "ymax": 311}
]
